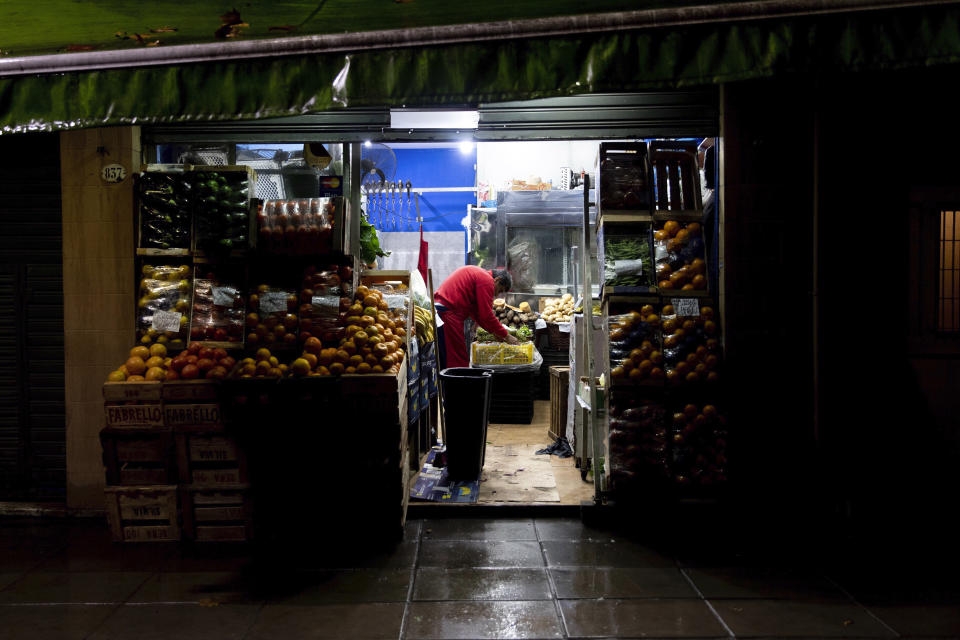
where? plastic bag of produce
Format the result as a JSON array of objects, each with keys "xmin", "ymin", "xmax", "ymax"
[
  {"xmin": 600, "ymin": 226, "xmax": 653, "ymax": 289},
  {"xmin": 258, "ymin": 198, "xmax": 336, "ymax": 254},
  {"xmin": 507, "ymin": 238, "xmax": 537, "ymax": 293},
  {"xmin": 607, "ymin": 305, "xmax": 664, "ymax": 384},
  {"xmin": 192, "ymin": 168, "xmax": 252, "ymax": 253},
  {"xmin": 190, "ymin": 271, "xmax": 245, "ymax": 344},
  {"xmin": 660, "ymin": 301, "xmax": 720, "ymax": 385},
  {"xmin": 653, "ymin": 220, "xmax": 707, "ymax": 292},
  {"xmin": 669, "ymin": 401, "xmax": 727, "ymax": 488},
  {"xmin": 137, "ymin": 264, "xmax": 191, "ymax": 350},
  {"xmin": 246, "ymin": 285, "xmax": 298, "ymax": 349},
  {"xmin": 608, "ymin": 394, "xmax": 669, "ymax": 490},
  {"xmin": 138, "ymin": 168, "xmax": 191, "ymax": 250},
  {"xmin": 301, "ymin": 264, "xmax": 348, "ymax": 344}
]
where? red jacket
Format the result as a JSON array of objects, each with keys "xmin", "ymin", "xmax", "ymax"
[{"xmin": 434, "ymin": 266, "xmax": 508, "ymax": 339}]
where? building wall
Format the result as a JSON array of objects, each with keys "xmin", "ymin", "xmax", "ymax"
[{"xmin": 61, "ymin": 127, "xmax": 139, "ymax": 510}]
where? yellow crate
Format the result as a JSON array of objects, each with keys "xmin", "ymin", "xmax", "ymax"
[{"xmin": 471, "ymin": 342, "xmax": 534, "ymax": 365}]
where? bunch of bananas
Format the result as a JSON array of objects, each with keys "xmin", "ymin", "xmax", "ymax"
[{"xmin": 413, "ymin": 305, "xmax": 435, "ymax": 347}]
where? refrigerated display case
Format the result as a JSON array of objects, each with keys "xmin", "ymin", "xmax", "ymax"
[{"xmin": 467, "ymin": 190, "xmax": 600, "ymax": 301}]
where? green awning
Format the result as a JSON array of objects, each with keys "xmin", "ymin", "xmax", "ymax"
[{"xmin": 2, "ymin": 2, "xmax": 959, "ymax": 134}]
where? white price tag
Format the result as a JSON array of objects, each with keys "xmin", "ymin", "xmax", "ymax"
[
  {"xmin": 558, "ymin": 322, "xmax": 571, "ymax": 333},
  {"xmin": 211, "ymin": 286, "xmax": 237, "ymax": 307},
  {"xmin": 671, "ymin": 298, "xmax": 700, "ymax": 317},
  {"xmin": 655, "ymin": 245, "xmax": 669, "ymax": 261},
  {"xmin": 312, "ymin": 295, "xmax": 340, "ymax": 317},
  {"xmin": 612, "ymin": 259, "xmax": 643, "ymax": 276},
  {"xmin": 384, "ymin": 294, "xmax": 408, "ymax": 310},
  {"xmin": 151, "ymin": 310, "xmax": 182, "ymax": 332},
  {"xmin": 260, "ymin": 292, "xmax": 288, "ymax": 314},
  {"xmin": 534, "ymin": 318, "xmax": 547, "ymax": 330}
]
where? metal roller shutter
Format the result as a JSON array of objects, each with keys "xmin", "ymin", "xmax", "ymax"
[{"xmin": 0, "ymin": 132, "xmax": 65, "ymax": 502}]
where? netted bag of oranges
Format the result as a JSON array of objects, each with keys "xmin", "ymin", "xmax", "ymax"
[
  {"xmin": 607, "ymin": 304, "xmax": 664, "ymax": 384},
  {"xmin": 653, "ymin": 220, "xmax": 708, "ymax": 292},
  {"xmin": 660, "ymin": 303, "xmax": 720, "ymax": 385}
]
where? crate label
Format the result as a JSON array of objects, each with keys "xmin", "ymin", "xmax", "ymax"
[
  {"xmin": 151, "ymin": 310, "xmax": 182, "ymax": 332},
  {"xmin": 105, "ymin": 404, "xmax": 164, "ymax": 427},
  {"xmin": 164, "ymin": 404, "xmax": 221, "ymax": 426},
  {"xmin": 613, "ymin": 259, "xmax": 643, "ymax": 276},
  {"xmin": 193, "ymin": 491, "xmax": 244, "ymax": 505},
  {"xmin": 189, "ymin": 437, "xmax": 237, "ymax": 462},
  {"xmin": 259, "ymin": 292, "xmax": 288, "ymax": 314},
  {"xmin": 211, "ymin": 286, "xmax": 237, "ymax": 307},
  {"xmin": 192, "ymin": 469, "xmax": 241, "ymax": 484},
  {"xmin": 162, "ymin": 381, "xmax": 217, "ymax": 401},
  {"xmin": 195, "ymin": 506, "xmax": 244, "ymax": 521},
  {"xmin": 124, "ymin": 525, "xmax": 176, "ymax": 541},
  {"xmin": 118, "ymin": 493, "xmax": 172, "ymax": 520},
  {"xmin": 671, "ymin": 298, "xmax": 700, "ymax": 317},
  {"xmin": 115, "ymin": 439, "xmax": 167, "ymax": 462}
]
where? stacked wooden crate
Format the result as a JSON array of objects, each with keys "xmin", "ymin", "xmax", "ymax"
[
  {"xmin": 101, "ymin": 381, "xmax": 179, "ymax": 542},
  {"xmin": 101, "ymin": 379, "xmax": 250, "ymax": 542}
]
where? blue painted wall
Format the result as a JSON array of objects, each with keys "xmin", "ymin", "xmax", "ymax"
[{"xmin": 384, "ymin": 147, "xmax": 476, "ymax": 233}]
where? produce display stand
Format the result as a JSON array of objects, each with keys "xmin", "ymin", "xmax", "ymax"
[
  {"xmin": 593, "ymin": 140, "xmax": 727, "ymax": 505},
  {"xmin": 101, "ymin": 148, "xmax": 411, "ymax": 544}
]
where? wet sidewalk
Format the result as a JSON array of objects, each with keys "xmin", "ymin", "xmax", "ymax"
[{"xmin": 1, "ymin": 515, "xmax": 958, "ymax": 639}]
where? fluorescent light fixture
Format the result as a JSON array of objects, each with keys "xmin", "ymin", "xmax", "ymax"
[
  {"xmin": 459, "ymin": 141, "xmax": 474, "ymax": 154},
  {"xmin": 390, "ymin": 109, "xmax": 479, "ymax": 130},
  {"xmin": 364, "ymin": 140, "xmax": 372, "ymax": 147}
]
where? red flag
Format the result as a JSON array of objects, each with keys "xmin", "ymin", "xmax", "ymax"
[{"xmin": 417, "ymin": 224, "xmax": 429, "ymax": 284}]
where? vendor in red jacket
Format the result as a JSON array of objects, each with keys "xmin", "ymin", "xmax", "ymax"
[{"xmin": 434, "ymin": 266, "xmax": 518, "ymax": 369}]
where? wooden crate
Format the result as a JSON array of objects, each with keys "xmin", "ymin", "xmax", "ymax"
[
  {"xmin": 340, "ymin": 363, "xmax": 408, "ymax": 425},
  {"xmin": 181, "ymin": 485, "xmax": 253, "ymax": 542},
  {"xmin": 104, "ymin": 485, "xmax": 180, "ymax": 542},
  {"xmin": 103, "ymin": 381, "xmax": 165, "ymax": 429},
  {"xmin": 175, "ymin": 432, "xmax": 248, "ymax": 486},
  {"xmin": 549, "ymin": 366, "xmax": 570, "ymax": 441},
  {"xmin": 100, "ymin": 428, "xmax": 176, "ymax": 485},
  {"xmin": 162, "ymin": 380, "xmax": 219, "ymax": 402}
]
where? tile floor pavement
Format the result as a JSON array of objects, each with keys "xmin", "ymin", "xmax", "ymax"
[{"xmin": 0, "ymin": 515, "xmax": 958, "ymax": 639}]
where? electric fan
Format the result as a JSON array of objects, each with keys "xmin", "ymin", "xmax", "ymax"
[{"xmin": 360, "ymin": 143, "xmax": 397, "ymax": 187}]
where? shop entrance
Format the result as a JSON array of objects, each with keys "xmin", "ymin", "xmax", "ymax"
[{"xmin": 143, "ymin": 90, "xmax": 719, "ymax": 511}]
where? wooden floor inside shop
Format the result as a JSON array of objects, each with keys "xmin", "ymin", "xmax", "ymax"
[{"xmin": 421, "ymin": 399, "xmax": 594, "ymax": 506}]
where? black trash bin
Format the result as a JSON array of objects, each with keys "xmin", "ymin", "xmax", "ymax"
[{"xmin": 440, "ymin": 367, "xmax": 493, "ymax": 481}]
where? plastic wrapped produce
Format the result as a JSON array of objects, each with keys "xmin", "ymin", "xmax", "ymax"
[
  {"xmin": 670, "ymin": 402, "xmax": 727, "ymax": 488},
  {"xmin": 601, "ymin": 227, "xmax": 653, "ymax": 290},
  {"xmin": 136, "ymin": 264, "xmax": 191, "ymax": 351},
  {"xmin": 654, "ymin": 220, "xmax": 707, "ymax": 292},
  {"xmin": 608, "ymin": 394, "xmax": 669, "ymax": 490},
  {"xmin": 138, "ymin": 169, "xmax": 191, "ymax": 250},
  {"xmin": 245, "ymin": 284, "xmax": 298, "ymax": 349},
  {"xmin": 193, "ymin": 169, "xmax": 252, "ymax": 252},
  {"xmin": 660, "ymin": 302, "xmax": 720, "ymax": 385},
  {"xmin": 607, "ymin": 305, "xmax": 663, "ymax": 384},
  {"xmin": 189, "ymin": 271, "xmax": 245, "ymax": 344},
  {"xmin": 257, "ymin": 198, "xmax": 336, "ymax": 254},
  {"xmin": 299, "ymin": 264, "xmax": 349, "ymax": 345}
]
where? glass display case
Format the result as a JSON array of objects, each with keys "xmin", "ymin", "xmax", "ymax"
[{"xmin": 467, "ymin": 190, "xmax": 599, "ymax": 298}]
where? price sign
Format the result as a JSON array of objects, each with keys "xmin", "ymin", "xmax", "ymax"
[
  {"xmin": 151, "ymin": 310, "xmax": 182, "ymax": 332},
  {"xmin": 558, "ymin": 322, "xmax": 571, "ymax": 334},
  {"xmin": 384, "ymin": 294, "xmax": 408, "ymax": 310},
  {"xmin": 612, "ymin": 259, "xmax": 643, "ymax": 276},
  {"xmin": 655, "ymin": 245, "xmax": 669, "ymax": 261},
  {"xmin": 259, "ymin": 292, "xmax": 288, "ymax": 314},
  {"xmin": 534, "ymin": 318, "xmax": 547, "ymax": 330},
  {"xmin": 211, "ymin": 286, "xmax": 237, "ymax": 307},
  {"xmin": 671, "ymin": 298, "xmax": 700, "ymax": 317},
  {"xmin": 100, "ymin": 164, "xmax": 126, "ymax": 183},
  {"xmin": 312, "ymin": 295, "xmax": 339, "ymax": 317}
]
